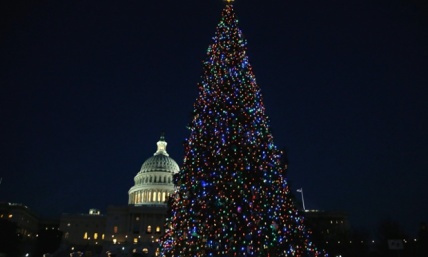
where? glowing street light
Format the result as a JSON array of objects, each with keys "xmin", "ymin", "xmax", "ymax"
[{"xmin": 296, "ymin": 188, "xmax": 306, "ymax": 211}]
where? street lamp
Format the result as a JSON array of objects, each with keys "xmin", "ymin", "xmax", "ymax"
[{"xmin": 296, "ymin": 188, "xmax": 306, "ymax": 211}]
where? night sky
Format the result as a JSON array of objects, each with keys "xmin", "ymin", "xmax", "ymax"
[{"xmin": 1, "ymin": 0, "xmax": 427, "ymax": 237}]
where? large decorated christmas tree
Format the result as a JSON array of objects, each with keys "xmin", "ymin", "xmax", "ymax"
[{"xmin": 159, "ymin": 2, "xmax": 326, "ymax": 256}]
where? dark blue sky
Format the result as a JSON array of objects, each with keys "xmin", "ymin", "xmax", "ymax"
[{"xmin": 1, "ymin": 0, "xmax": 427, "ymax": 236}]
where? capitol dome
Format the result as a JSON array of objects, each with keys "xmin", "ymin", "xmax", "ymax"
[{"xmin": 128, "ymin": 135, "xmax": 179, "ymax": 205}]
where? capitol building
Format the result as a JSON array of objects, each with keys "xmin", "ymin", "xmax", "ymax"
[
  {"xmin": 1, "ymin": 134, "xmax": 351, "ymax": 257},
  {"xmin": 58, "ymin": 134, "xmax": 180, "ymax": 256},
  {"xmin": 128, "ymin": 135, "xmax": 178, "ymax": 206}
]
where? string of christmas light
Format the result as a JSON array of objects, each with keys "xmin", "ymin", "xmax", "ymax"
[{"xmin": 159, "ymin": 3, "xmax": 327, "ymax": 257}]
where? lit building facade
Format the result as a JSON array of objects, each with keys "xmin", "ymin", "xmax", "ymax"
[
  {"xmin": 303, "ymin": 210, "xmax": 350, "ymax": 241},
  {"xmin": 303, "ymin": 210, "xmax": 351, "ymax": 256},
  {"xmin": 0, "ymin": 202, "xmax": 39, "ymax": 240},
  {"xmin": 103, "ymin": 205, "xmax": 168, "ymax": 255},
  {"xmin": 0, "ymin": 202, "xmax": 63, "ymax": 256},
  {"xmin": 57, "ymin": 135, "xmax": 179, "ymax": 256},
  {"xmin": 59, "ymin": 209, "xmax": 106, "ymax": 248},
  {"xmin": 103, "ymin": 135, "xmax": 179, "ymax": 255}
]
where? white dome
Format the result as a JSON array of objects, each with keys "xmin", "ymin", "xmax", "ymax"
[
  {"xmin": 140, "ymin": 154, "xmax": 179, "ymax": 174},
  {"xmin": 128, "ymin": 135, "xmax": 179, "ymax": 205}
]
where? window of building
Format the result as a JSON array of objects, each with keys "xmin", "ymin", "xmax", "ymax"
[
  {"xmin": 133, "ymin": 225, "xmax": 140, "ymax": 234},
  {"xmin": 142, "ymin": 248, "xmax": 149, "ymax": 254},
  {"xmin": 102, "ymin": 234, "xmax": 105, "ymax": 240},
  {"xmin": 156, "ymin": 226, "xmax": 161, "ymax": 233},
  {"xmin": 113, "ymin": 238, "xmax": 117, "ymax": 244},
  {"xmin": 94, "ymin": 233, "xmax": 98, "ymax": 240},
  {"xmin": 8, "ymin": 214, "xmax": 13, "ymax": 218},
  {"xmin": 146, "ymin": 225, "xmax": 152, "ymax": 234},
  {"xmin": 113, "ymin": 226, "xmax": 118, "ymax": 233},
  {"xmin": 83, "ymin": 232, "xmax": 88, "ymax": 239},
  {"xmin": 134, "ymin": 238, "xmax": 138, "ymax": 244}
]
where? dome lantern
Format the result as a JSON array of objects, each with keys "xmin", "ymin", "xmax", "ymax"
[{"xmin": 154, "ymin": 134, "xmax": 169, "ymax": 156}]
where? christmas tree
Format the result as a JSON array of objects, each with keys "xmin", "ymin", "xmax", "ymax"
[{"xmin": 159, "ymin": 2, "xmax": 326, "ymax": 257}]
